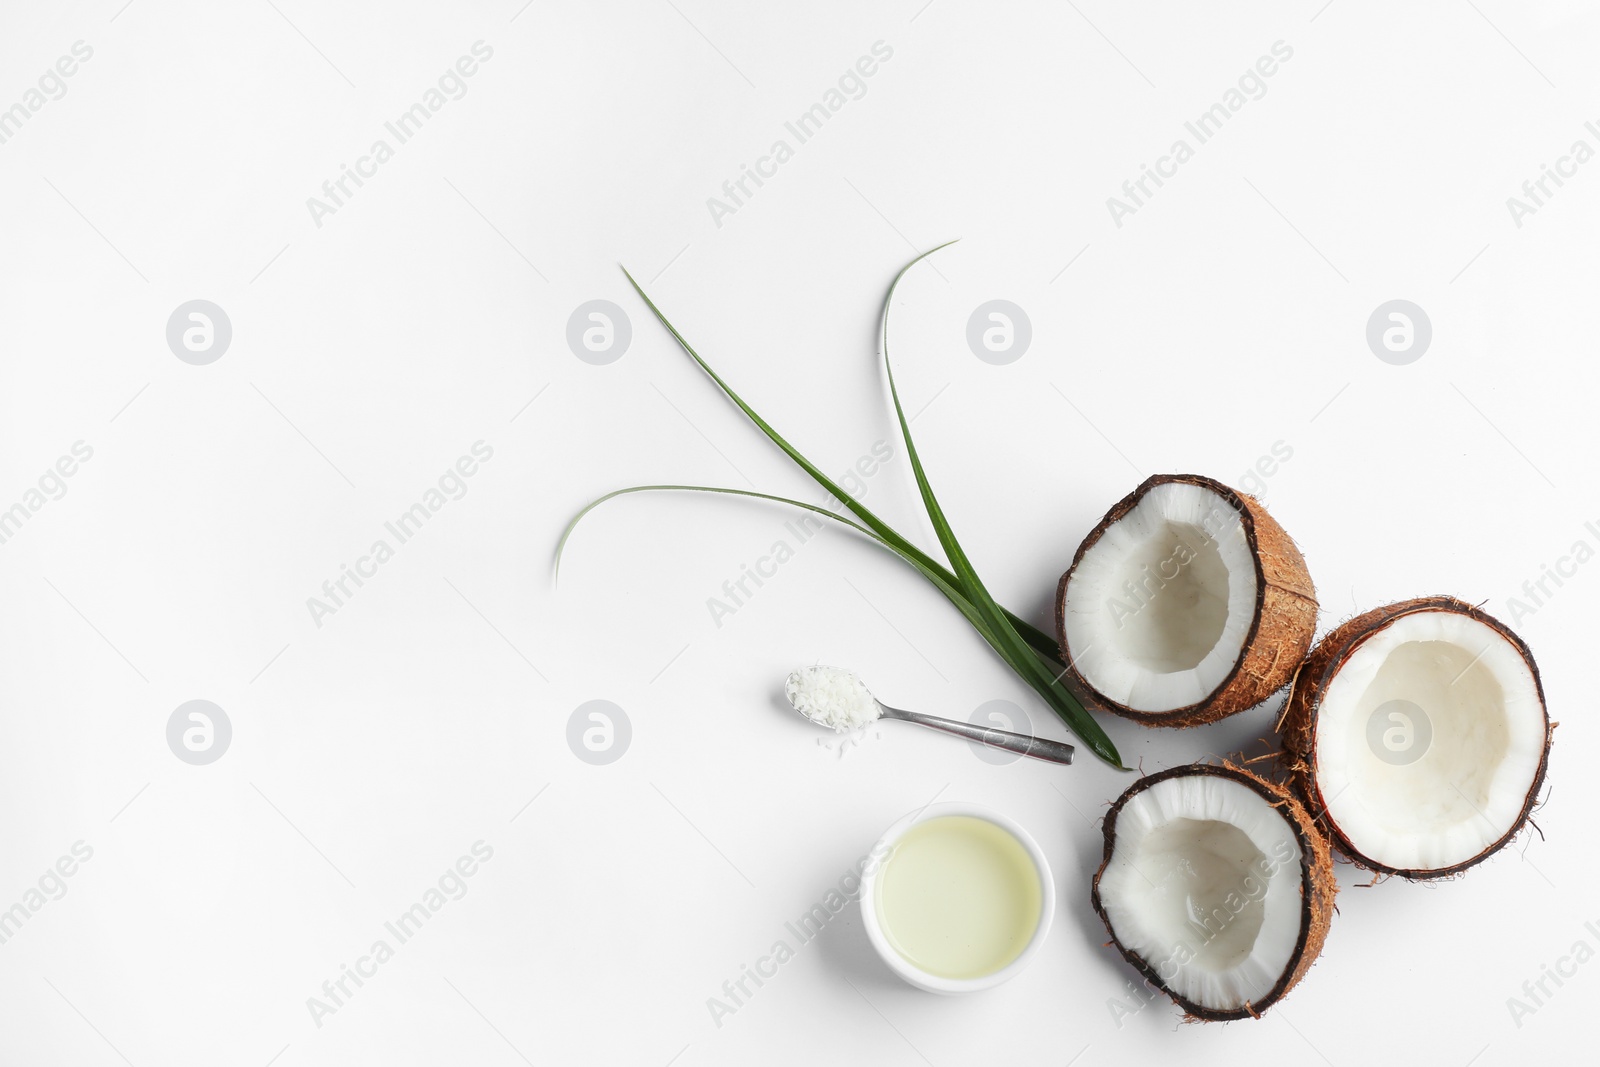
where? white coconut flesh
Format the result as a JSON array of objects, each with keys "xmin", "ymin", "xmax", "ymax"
[
  {"xmin": 1313, "ymin": 611, "xmax": 1546, "ymax": 872},
  {"xmin": 1063, "ymin": 481, "xmax": 1258, "ymax": 713},
  {"xmin": 784, "ymin": 665, "xmax": 881, "ymax": 732},
  {"xmin": 1098, "ymin": 775, "xmax": 1305, "ymax": 1012}
]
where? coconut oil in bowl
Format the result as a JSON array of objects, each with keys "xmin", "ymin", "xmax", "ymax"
[{"xmin": 862, "ymin": 803, "xmax": 1054, "ymax": 993}]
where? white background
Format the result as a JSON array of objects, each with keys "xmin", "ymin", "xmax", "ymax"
[{"xmin": 1, "ymin": 1, "xmax": 1595, "ymax": 1064}]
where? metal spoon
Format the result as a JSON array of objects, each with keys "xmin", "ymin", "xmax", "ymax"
[
  {"xmin": 785, "ymin": 666, "xmax": 1074, "ymax": 765},
  {"xmin": 873, "ymin": 702, "xmax": 1075, "ymax": 765}
]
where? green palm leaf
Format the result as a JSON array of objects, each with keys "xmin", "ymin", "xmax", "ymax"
[
  {"xmin": 618, "ymin": 266, "xmax": 1063, "ymax": 663},
  {"xmin": 568, "ymin": 252, "xmax": 1127, "ymax": 767}
]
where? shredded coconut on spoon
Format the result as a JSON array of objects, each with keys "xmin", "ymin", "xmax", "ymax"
[{"xmin": 785, "ymin": 665, "xmax": 882, "ymax": 732}]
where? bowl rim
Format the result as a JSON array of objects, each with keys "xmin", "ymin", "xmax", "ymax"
[{"xmin": 858, "ymin": 801, "xmax": 1055, "ymax": 994}]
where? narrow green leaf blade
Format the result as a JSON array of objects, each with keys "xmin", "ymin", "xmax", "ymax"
[
  {"xmin": 555, "ymin": 483, "xmax": 1010, "ymax": 651},
  {"xmin": 557, "ymin": 484, "xmax": 880, "ymax": 585},
  {"xmin": 877, "ymin": 248, "xmax": 1125, "ymax": 769}
]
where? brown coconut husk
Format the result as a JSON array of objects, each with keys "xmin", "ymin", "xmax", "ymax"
[
  {"xmin": 1090, "ymin": 762, "xmax": 1338, "ymax": 1022},
  {"xmin": 1055, "ymin": 474, "xmax": 1318, "ymax": 728},
  {"xmin": 1280, "ymin": 595, "xmax": 1553, "ymax": 879}
]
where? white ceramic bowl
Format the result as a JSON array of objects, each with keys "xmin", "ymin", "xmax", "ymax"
[{"xmin": 859, "ymin": 801, "xmax": 1055, "ymax": 994}]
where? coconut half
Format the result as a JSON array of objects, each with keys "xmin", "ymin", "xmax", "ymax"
[
  {"xmin": 1281, "ymin": 596, "xmax": 1552, "ymax": 879},
  {"xmin": 1092, "ymin": 764, "xmax": 1336, "ymax": 1021},
  {"xmin": 1056, "ymin": 475, "xmax": 1317, "ymax": 726}
]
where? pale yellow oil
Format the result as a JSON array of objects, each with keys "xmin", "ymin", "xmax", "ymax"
[{"xmin": 874, "ymin": 815, "xmax": 1043, "ymax": 979}]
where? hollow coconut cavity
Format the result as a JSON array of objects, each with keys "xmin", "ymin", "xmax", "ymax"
[
  {"xmin": 1091, "ymin": 763, "xmax": 1337, "ymax": 1022},
  {"xmin": 1056, "ymin": 474, "xmax": 1318, "ymax": 726},
  {"xmin": 1281, "ymin": 596, "xmax": 1552, "ymax": 879}
]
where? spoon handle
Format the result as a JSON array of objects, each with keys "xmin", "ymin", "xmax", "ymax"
[{"xmin": 880, "ymin": 706, "xmax": 1075, "ymax": 766}]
